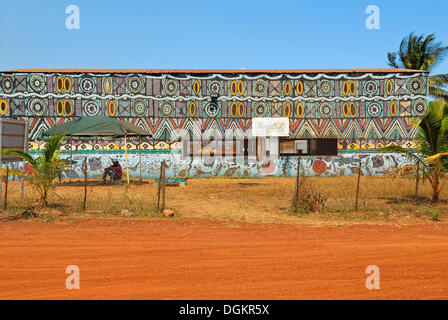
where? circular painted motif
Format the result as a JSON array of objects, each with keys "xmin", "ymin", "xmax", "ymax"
[
  {"xmin": 312, "ymin": 160, "xmax": 327, "ymax": 174},
  {"xmin": 84, "ymin": 101, "xmax": 100, "ymax": 116},
  {"xmin": 29, "ymin": 98, "xmax": 47, "ymax": 116},
  {"xmin": 1, "ymin": 76, "xmax": 14, "ymax": 93},
  {"xmin": 163, "ymin": 79, "xmax": 178, "ymax": 96},
  {"xmin": 127, "ymin": 75, "xmax": 144, "ymax": 94},
  {"xmin": 318, "ymin": 101, "xmax": 334, "ymax": 118},
  {"xmin": 413, "ymin": 98, "xmax": 427, "ymax": 116},
  {"xmin": 364, "ymin": 80, "xmax": 378, "ymax": 95},
  {"xmin": 160, "ymin": 101, "xmax": 174, "ymax": 117},
  {"xmin": 29, "ymin": 74, "xmax": 46, "ymax": 92},
  {"xmin": 253, "ymin": 101, "xmax": 269, "ymax": 117},
  {"xmin": 0, "ymin": 99, "xmax": 8, "ymax": 115},
  {"xmin": 208, "ymin": 80, "xmax": 222, "ymax": 95},
  {"xmin": 408, "ymin": 77, "xmax": 424, "ymax": 95},
  {"xmin": 80, "ymin": 78, "xmax": 95, "ymax": 93},
  {"xmin": 132, "ymin": 99, "xmax": 147, "ymax": 116},
  {"xmin": 261, "ymin": 160, "xmax": 276, "ymax": 175},
  {"xmin": 367, "ymin": 102, "xmax": 382, "ymax": 117},
  {"xmin": 253, "ymin": 79, "xmax": 268, "ymax": 96},
  {"xmin": 205, "ymin": 102, "xmax": 219, "ymax": 117},
  {"xmin": 319, "ymin": 80, "xmax": 332, "ymax": 96}
]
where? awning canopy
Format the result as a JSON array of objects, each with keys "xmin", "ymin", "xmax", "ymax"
[{"xmin": 43, "ymin": 116, "xmax": 151, "ymax": 137}]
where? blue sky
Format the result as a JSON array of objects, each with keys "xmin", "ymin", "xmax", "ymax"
[{"xmin": 0, "ymin": 0, "xmax": 447, "ymax": 74}]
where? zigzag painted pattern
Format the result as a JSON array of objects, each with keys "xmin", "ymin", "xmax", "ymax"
[{"xmin": 0, "ymin": 71, "xmax": 428, "ymax": 152}]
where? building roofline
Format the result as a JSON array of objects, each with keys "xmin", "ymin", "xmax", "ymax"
[{"xmin": 0, "ymin": 68, "xmax": 426, "ymax": 74}]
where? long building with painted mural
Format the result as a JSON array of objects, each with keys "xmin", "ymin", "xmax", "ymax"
[{"xmin": 0, "ymin": 68, "xmax": 428, "ymax": 178}]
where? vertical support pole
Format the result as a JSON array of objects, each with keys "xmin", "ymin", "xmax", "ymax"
[
  {"xmin": 3, "ymin": 165, "xmax": 8, "ymax": 210},
  {"xmin": 355, "ymin": 158, "xmax": 362, "ymax": 211},
  {"xmin": 0, "ymin": 163, "xmax": 2, "ymax": 211},
  {"xmin": 21, "ymin": 162, "xmax": 24, "ymax": 201},
  {"xmin": 415, "ymin": 161, "xmax": 420, "ymax": 198},
  {"xmin": 124, "ymin": 135, "xmax": 130, "ymax": 184},
  {"xmin": 139, "ymin": 136, "xmax": 142, "ymax": 183},
  {"xmin": 161, "ymin": 160, "xmax": 166, "ymax": 211},
  {"xmin": 69, "ymin": 135, "xmax": 73, "ymax": 182},
  {"xmin": 83, "ymin": 157, "xmax": 87, "ymax": 211},
  {"xmin": 157, "ymin": 161, "xmax": 163, "ymax": 211},
  {"xmin": 293, "ymin": 156, "xmax": 300, "ymax": 211}
]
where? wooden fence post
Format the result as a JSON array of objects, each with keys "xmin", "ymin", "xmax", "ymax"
[
  {"xmin": 161, "ymin": 160, "xmax": 166, "ymax": 211},
  {"xmin": 355, "ymin": 158, "xmax": 362, "ymax": 211},
  {"xmin": 83, "ymin": 157, "xmax": 87, "ymax": 211},
  {"xmin": 293, "ymin": 156, "xmax": 300, "ymax": 211},
  {"xmin": 415, "ymin": 161, "xmax": 420, "ymax": 198},
  {"xmin": 157, "ymin": 161, "xmax": 163, "ymax": 211},
  {"xmin": 3, "ymin": 166, "xmax": 8, "ymax": 210}
]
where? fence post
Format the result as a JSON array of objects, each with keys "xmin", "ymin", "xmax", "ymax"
[
  {"xmin": 355, "ymin": 158, "xmax": 362, "ymax": 211},
  {"xmin": 415, "ymin": 161, "xmax": 420, "ymax": 198},
  {"xmin": 161, "ymin": 160, "xmax": 166, "ymax": 211},
  {"xmin": 21, "ymin": 162, "xmax": 24, "ymax": 201},
  {"xmin": 157, "ymin": 161, "xmax": 163, "ymax": 211},
  {"xmin": 3, "ymin": 165, "xmax": 8, "ymax": 210},
  {"xmin": 293, "ymin": 156, "xmax": 300, "ymax": 211},
  {"xmin": 83, "ymin": 157, "xmax": 87, "ymax": 211}
]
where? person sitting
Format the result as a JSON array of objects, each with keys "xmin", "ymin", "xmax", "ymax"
[{"xmin": 102, "ymin": 160, "xmax": 122, "ymax": 184}]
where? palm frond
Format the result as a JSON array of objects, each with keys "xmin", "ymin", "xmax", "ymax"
[
  {"xmin": 0, "ymin": 149, "xmax": 37, "ymax": 169},
  {"xmin": 429, "ymin": 74, "xmax": 448, "ymax": 86},
  {"xmin": 379, "ymin": 145, "xmax": 427, "ymax": 167},
  {"xmin": 424, "ymin": 152, "xmax": 448, "ymax": 162},
  {"xmin": 429, "ymin": 87, "xmax": 448, "ymax": 103},
  {"xmin": 391, "ymin": 32, "xmax": 447, "ymax": 72},
  {"xmin": 43, "ymin": 133, "xmax": 65, "ymax": 162},
  {"xmin": 389, "ymin": 165, "xmax": 425, "ymax": 178},
  {"xmin": 387, "ymin": 52, "xmax": 400, "ymax": 68}
]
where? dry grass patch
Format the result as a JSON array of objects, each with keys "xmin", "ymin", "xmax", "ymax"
[{"xmin": 0, "ymin": 175, "xmax": 447, "ymax": 225}]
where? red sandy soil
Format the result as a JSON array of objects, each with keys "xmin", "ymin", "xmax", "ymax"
[{"xmin": 1, "ymin": 217, "xmax": 448, "ymax": 300}]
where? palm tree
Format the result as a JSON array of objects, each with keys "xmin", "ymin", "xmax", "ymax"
[
  {"xmin": 387, "ymin": 32, "xmax": 448, "ymax": 102},
  {"xmin": 380, "ymin": 100, "xmax": 448, "ymax": 202},
  {"xmin": 1, "ymin": 133, "xmax": 67, "ymax": 207}
]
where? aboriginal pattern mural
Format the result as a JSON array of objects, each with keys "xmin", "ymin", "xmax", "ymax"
[{"xmin": 0, "ymin": 70, "xmax": 428, "ymax": 177}]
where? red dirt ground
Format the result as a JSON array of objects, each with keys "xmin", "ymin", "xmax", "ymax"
[{"xmin": 1, "ymin": 217, "xmax": 448, "ymax": 300}]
